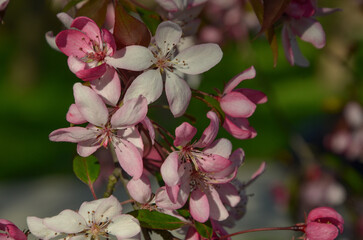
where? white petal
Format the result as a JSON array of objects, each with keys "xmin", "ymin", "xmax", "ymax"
[
  {"xmin": 73, "ymin": 83, "xmax": 109, "ymax": 126},
  {"xmin": 90, "ymin": 67, "xmax": 121, "ymax": 106},
  {"xmin": 118, "ymin": 127, "xmax": 144, "ymax": 155},
  {"xmin": 290, "ymin": 18, "xmax": 325, "ymax": 49},
  {"xmin": 207, "ymin": 188, "xmax": 229, "ymax": 221},
  {"xmin": 123, "ymin": 69, "xmax": 163, "ymax": 104},
  {"xmin": 49, "ymin": 127, "xmax": 97, "ymax": 143},
  {"xmin": 203, "ymin": 138, "xmax": 232, "ymax": 159},
  {"xmin": 155, "ymin": 21, "xmax": 182, "ymax": 55},
  {"xmin": 174, "ymin": 43, "xmax": 222, "ymax": 75},
  {"xmin": 165, "ymin": 71, "xmax": 191, "ymax": 117},
  {"xmin": 95, "ymin": 196, "xmax": 123, "ymax": 223},
  {"xmin": 105, "ymin": 46, "xmax": 154, "ymax": 71},
  {"xmin": 107, "ymin": 215, "xmax": 141, "ymax": 239},
  {"xmin": 56, "ymin": 12, "xmax": 73, "ymax": 28},
  {"xmin": 127, "ymin": 174, "xmax": 152, "ymax": 204},
  {"xmin": 43, "ymin": 210, "xmax": 87, "ymax": 234},
  {"xmin": 111, "ymin": 96, "xmax": 148, "ymax": 128},
  {"xmin": 78, "ymin": 198, "xmax": 105, "ymax": 220},
  {"xmin": 45, "ymin": 31, "xmax": 59, "ymax": 52},
  {"xmin": 27, "ymin": 217, "xmax": 58, "ymax": 240}
]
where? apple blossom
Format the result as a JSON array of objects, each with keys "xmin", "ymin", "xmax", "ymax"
[
  {"xmin": 218, "ymin": 66, "xmax": 267, "ymax": 139},
  {"xmin": 27, "ymin": 195, "xmax": 141, "ymax": 240},
  {"xmin": 49, "ymin": 83, "xmax": 147, "ymax": 179},
  {"xmin": 107, "ymin": 21, "xmax": 222, "ymax": 117},
  {"xmin": 0, "ymin": 219, "xmax": 27, "ymax": 240}
]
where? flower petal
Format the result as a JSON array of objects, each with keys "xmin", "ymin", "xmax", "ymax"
[
  {"xmin": 111, "ymin": 95, "xmax": 148, "ymax": 128},
  {"xmin": 307, "ymin": 207, "xmax": 344, "ymax": 233},
  {"xmin": 156, "ymin": 178, "xmax": 190, "ymax": 209},
  {"xmin": 107, "ymin": 215, "xmax": 141, "ymax": 239},
  {"xmin": 49, "ymin": 127, "xmax": 97, "ymax": 143},
  {"xmin": 216, "ymin": 183, "xmax": 240, "ymax": 207},
  {"xmin": 66, "ymin": 104, "xmax": 87, "ymax": 124},
  {"xmin": 57, "ymin": 12, "xmax": 73, "ymax": 28},
  {"xmin": 207, "ymin": 188, "xmax": 229, "ymax": 221},
  {"xmin": 174, "ymin": 122, "xmax": 197, "ymax": 147},
  {"xmin": 282, "ymin": 24, "xmax": 309, "ymax": 67},
  {"xmin": 75, "ymin": 63, "xmax": 107, "ymax": 81},
  {"xmin": 95, "ymin": 196, "xmax": 123, "ymax": 223},
  {"xmin": 78, "ymin": 198, "xmax": 105, "ymax": 220},
  {"xmin": 77, "ymin": 140, "xmax": 101, "ymax": 157},
  {"xmin": 305, "ymin": 222, "xmax": 339, "ymax": 240},
  {"xmin": 73, "ymin": 82, "xmax": 109, "ymax": 126},
  {"xmin": 203, "ymin": 138, "xmax": 232, "ymax": 159},
  {"xmin": 185, "ymin": 227, "xmax": 200, "ymax": 240},
  {"xmin": 27, "ymin": 217, "xmax": 58, "ymax": 240},
  {"xmin": 234, "ymin": 88, "xmax": 267, "ymax": 104},
  {"xmin": 55, "ymin": 29, "xmax": 92, "ymax": 57},
  {"xmin": 71, "ymin": 17, "xmax": 102, "ymax": 46},
  {"xmin": 174, "ymin": 43, "xmax": 222, "ymax": 75},
  {"xmin": 220, "ymin": 92, "xmax": 256, "ymax": 118},
  {"xmin": 290, "ymin": 18, "xmax": 325, "ymax": 49},
  {"xmin": 127, "ymin": 174, "xmax": 152, "ymax": 204},
  {"xmin": 155, "ymin": 21, "xmax": 182, "ymax": 55},
  {"xmin": 101, "ymin": 28, "xmax": 116, "ymax": 56},
  {"xmin": 194, "ymin": 152, "xmax": 231, "ymax": 172},
  {"xmin": 113, "ymin": 139, "xmax": 143, "ymax": 179},
  {"xmin": 161, "ymin": 151, "xmax": 181, "ymax": 186},
  {"xmin": 223, "ymin": 116, "xmax": 256, "ymax": 139},
  {"xmin": 223, "ymin": 66, "xmax": 256, "ymax": 94},
  {"xmin": 90, "ymin": 67, "xmax": 121, "ymax": 106},
  {"xmin": 165, "ymin": 71, "xmax": 191, "ymax": 117},
  {"xmin": 190, "ymin": 189, "xmax": 210, "ymax": 223},
  {"xmin": 105, "ymin": 46, "xmax": 154, "ymax": 71},
  {"xmin": 67, "ymin": 55, "xmax": 87, "ymax": 75},
  {"xmin": 194, "ymin": 111, "xmax": 219, "ymax": 148},
  {"xmin": 123, "ymin": 69, "xmax": 163, "ymax": 104},
  {"xmin": 43, "ymin": 210, "xmax": 86, "ymax": 234},
  {"xmin": 118, "ymin": 127, "xmax": 144, "ymax": 156}
]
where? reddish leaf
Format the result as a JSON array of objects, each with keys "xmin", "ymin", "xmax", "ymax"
[
  {"xmin": 76, "ymin": 0, "xmax": 108, "ymax": 27},
  {"xmin": 258, "ymin": 0, "xmax": 291, "ymax": 34},
  {"xmin": 113, "ymin": 2, "xmax": 151, "ymax": 49},
  {"xmin": 250, "ymin": 0, "xmax": 264, "ymax": 24}
]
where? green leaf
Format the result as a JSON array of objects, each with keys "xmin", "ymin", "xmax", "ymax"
[
  {"xmin": 113, "ymin": 2, "xmax": 151, "ymax": 48},
  {"xmin": 195, "ymin": 220, "xmax": 213, "ymax": 239},
  {"xmin": 76, "ymin": 0, "xmax": 108, "ymax": 27},
  {"xmin": 135, "ymin": 7, "xmax": 161, "ymax": 35},
  {"xmin": 128, "ymin": 210, "xmax": 186, "ymax": 230},
  {"xmin": 73, "ymin": 155, "xmax": 100, "ymax": 185},
  {"xmin": 62, "ymin": 0, "xmax": 86, "ymax": 12},
  {"xmin": 176, "ymin": 209, "xmax": 191, "ymax": 219}
]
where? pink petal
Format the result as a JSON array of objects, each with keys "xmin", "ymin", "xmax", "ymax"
[
  {"xmin": 250, "ymin": 161, "xmax": 266, "ymax": 182},
  {"xmin": 77, "ymin": 140, "xmax": 101, "ymax": 157},
  {"xmin": 49, "ymin": 127, "xmax": 97, "ymax": 143},
  {"xmin": 123, "ymin": 69, "xmax": 163, "ymax": 104},
  {"xmin": 194, "ymin": 152, "xmax": 231, "ymax": 172},
  {"xmin": 203, "ymin": 138, "xmax": 232, "ymax": 159},
  {"xmin": 73, "ymin": 82, "xmax": 109, "ymax": 126},
  {"xmin": 307, "ymin": 207, "xmax": 344, "ymax": 233},
  {"xmin": 113, "ymin": 139, "xmax": 143, "ymax": 179},
  {"xmin": 55, "ymin": 29, "xmax": 92, "ymax": 57},
  {"xmin": 220, "ymin": 91, "xmax": 256, "ymax": 118},
  {"xmin": 194, "ymin": 111, "xmax": 219, "ymax": 148},
  {"xmin": 0, "ymin": 221, "xmax": 26, "ymax": 240},
  {"xmin": 71, "ymin": 17, "xmax": 102, "ymax": 47},
  {"xmin": 101, "ymin": 28, "xmax": 116, "ymax": 56},
  {"xmin": 155, "ymin": 181, "xmax": 190, "ymax": 210},
  {"xmin": 90, "ymin": 66, "xmax": 121, "ymax": 106},
  {"xmin": 166, "ymin": 184, "xmax": 180, "ymax": 204},
  {"xmin": 165, "ymin": 71, "xmax": 191, "ymax": 117},
  {"xmin": 207, "ymin": 188, "xmax": 229, "ymax": 221},
  {"xmin": 305, "ymin": 222, "xmax": 339, "ymax": 240},
  {"xmin": 105, "ymin": 46, "xmax": 154, "ymax": 71},
  {"xmin": 75, "ymin": 63, "xmax": 107, "ymax": 81},
  {"xmin": 223, "ymin": 116, "xmax": 256, "ymax": 139},
  {"xmin": 211, "ymin": 148, "xmax": 244, "ymax": 179},
  {"xmin": 190, "ymin": 189, "xmax": 210, "ymax": 223},
  {"xmin": 67, "ymin": 55, "xmax": 86, "ymax": 74},
  {"xmin": 161, "ymin": 151, "xmax": 181, "ymax": 186},
  {"xmin": 282, "ymin": 24, "xmax": 309, "ymax": 67},
  {"xmin": 127, "ymin": 174, "xmax": 152, "ymax": 204},
  {"xmin": 43, "ymin": 210, "xmax": 86, "ymax": 234},
  {"xmin": 185, "ymin": 227, "xmax": 201, "ymax": 240},
  {"xmin": 111, "ymin": 95, "xmax": 148, "ymax": 128},
  {"xmin": 174, "ymin": 43, "xmax": 223, "ymax": 75},
  {"xmin": 142, "ymin": 117, "xmax": 155, "ymax": 144},
  {"xmin": 223, "ymin": 66, "xmax": 256, "ymax": 94},
  {"xmin": 66, "ymin": 104, "xmax": 87, "ymax": 124},
  {"xmin": 290, "ymin": 18, "xmax": 325, "ymax": 49},
  {"xmin": 174, "ymin": 122, "xmax": 197, "ymax": 147},
  {"xmin": 235, "ymin": 88, "xmax": 267, "ymax": 104},
  {"xmin": 118, "ymin": 127, "xmax": 144, "ymax": 156},
  {"xmin": 216, "ymin": 183, "xmax": 240, "ymax": 207},
  {"xmin": 155, "ymin": 21, "xmax": 182, "ymax": 55}
]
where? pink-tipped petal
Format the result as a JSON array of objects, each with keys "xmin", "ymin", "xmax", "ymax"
[
  {"xmin": 105, "ymin": 46, "xmax": 154, "ymax": 71},
  {"xmin": 174, "ymin": 122, "xmax": 197, "ymax": 147},
  {"xmin": 307, "ymin": 207, "xmax": 344, "ymax": 233},
  {"xmin": 194, "ymin": 111, "xmax": 219, "ymax": 148},
  {"xmin": 161, "ymin": 151, "xmax": 181, "ymax": 186},
  {"xmin": 118, "ymin": 127, "xmax": 144, "ymax": 156},
  {"xmin": 223, "ymin": 116, "xmax": 256, "ymax": 139},
  {"xmin": 216, "ymin": 183, "xmax": 241, "ymax": 207},
  {"xmin": 127, "ymin": 174, "xmax": 152, "ymax": 204},
  {"xmin": 207, "ymin": 188, "xmax": 229, "ymax": 221},
  {"xmin": 174, "ymin": 43, "xmax": 223, "ymax": 75},
  {"xmin": 305, "ymin": 222, "xmax": 339, "ymax": 240},
  {"xmin": 66, "ymin": 104, "xmax": 87, "ymax": 124},
  {"xmin": 49, "ymin": 127, "xmax": 97, "ymax": 143},
  {"xmin": 111, "ymin": 95, "xmax": 148, "ymax": 128},
  {"xmin": 142, "ymin": 117, "xmax": 155, "ymax": 144},
  {"xmin": 43, "ymin": 210, "xmax": 86, "ymax": 234},
  {"xmin": 282, "ymin": 24, "xmax": 309, "ymax": 67},
  {"xmin": 55, "ymin": 29, "xmax": 92, "ymax": 57},
  {"xmin": 194, "ymin": 152, "xmax": 231, "ymax": 172},
  {"xmin": 203, "ymin": 138, "xmax": 232, "ymax": 159},
  {"xmin": 250, "ymin": 161, "xmax": 266, "ymax": 181},
  {"xmin": 90, "ymin": 67, "xmax": 121, "ymax": 106},
  {"xmin": 220, "ymin": 92, "xmax": 256, "ymax": 118},
  {"xmin": 155, "ymin": 182, "xmax": 189, "ymax": 210},
  {"xmin": 75, "ymin": 63, "xmax": 107, "ymax": 81},
  {"xmin": 235, "ymin": 88, "xmax": 267, "ymax": 104},
  {"xmin": 73, "ymin": 82, "xmax": 109, "ymax": 126},
  {"xmin": 166, "ymin": 184, "xmax": 180, "ymax": 204},
  {"xmin": 101, "ymin": 29, "xmax": 116, "ymax": 56},
  {"xmin": 71, "ymin": 17, "xmax": 102, "ymax": 46},
  {"xmin": 77, "ymin": 140, "xmax": 101, "ymax": 157},
  {"xmin": 165, "ymin": 71, "xmax": 191, "ymax": 117},
  {"xmin": 123, "ymin": 69, "xmax": 163, "ymax": 104},
  {"xmin": 223, "ymin": 66, "xmax": 256, "ymax": 94},
  {"xmin": 190, "ymin": 189, "xmax": 210, "ymax": 223},
  {"xmin": 155, "ymin": 21, "xmax": 182, "ymax": 55},
  {"xmin": 211, "ymin": 147, "xmax": 244, "ymax": 179},
  {"xmin": 290, "ymin": 18, "xmax": 325, "ymax": 49},
  {"xmin": 114, "ymin": 139, "xmax": 143, "ymax": 180},
  {"xmin": 67, "ymin": 55, "xmax": 87, "ymax": 74}
]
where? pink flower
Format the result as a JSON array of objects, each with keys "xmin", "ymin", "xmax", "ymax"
[
  {"xmin": 27, "ymin": 196, "xmax": 141, "ymax": 240},
  {"xmin": 0, "ymin": 219, "xmax": 27, "ymax": 240},
  {"xmin": 218, "ymin": 66, "xmax": 267, "ymax": 139},
  {"xmin": 304, "ymin": 207, "xmax": 344, "ymax": 240},
  {"xmin": 49, "ymin": 83, "xmax": 147, "ymax": 179},
  {"xmin": 107, "ymin": 21, "xmax": 222, "ymax": 117}
]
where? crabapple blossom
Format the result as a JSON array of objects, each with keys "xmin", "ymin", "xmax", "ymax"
[
  {"xmin": 303, "ymin": 207, "xmax": 344, "ymax": 240},
  {"xmin": 0, "ymin": 0, "xmax": 9, "ymax": 22},
  {"xmin": 49, "ymin": 83, "xmax": 147, "ymax": 179},
  {"xmin": 107, "ymin": 21, "xmax": 222, "ymax": 117},
  {"xmin": 218, "ymin": 66, "xmax": 267, "ymax": 139},
  {"xmin": 0, "ymin": 219, "xmax": 27, "ymax": 240},
  {"xmin": 156, "ymin": 111, "xmax": 243, "ymax": 222},
  {"xmin": 27, "ymin": 195, "xmax": 141, "ymax": 240}
]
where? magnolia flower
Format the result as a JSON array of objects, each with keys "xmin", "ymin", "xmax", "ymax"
[
  {"xmin": 218, "ymin": 66, "xmax": 267, "ymax": 139},
  {"xmin": 107, "ymin": 21, "xmax": 222, "ymax": 117},
  {"xmin": 156, "ymin": 111, "xmax": 243, "ymax": 222},
  {"xmin": 282, "ymin": 0, "xmax": 339, "ymax": 67},
  {"xmin": 303, "ymin": 207, "xmax": 344, "ymax": 240},
  {"xmin": 0, "ymin": 219, "xmax": 27, "ymax": 240},
  {"xmin": 56, "ymin": 16, "xmax": 121, "ymax": 105},
  {"xmin": 27, "ymin": 195, "xmax": 141, "ymax": 240},
  {"xmin": 49, "ymin": 83, "xmax": 147, "ymax": 179}
]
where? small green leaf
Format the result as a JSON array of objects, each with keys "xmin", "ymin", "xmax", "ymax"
[
  {"xmin": 128, "ymin": 210, "xmax": 186, "ymax": 230},
  {"xmin": 76, "ymin": 0, "xmax": 108, "ymax": 27},
  {"xmin": 195, "ymin": 220, "xmax": 213, "ymax": 239},
  {"xmin": 176, "ymin": 209, "xmax": 191, "ymax": 219},
  {"xmin": 73, "ymin": 155, "xmax": 100, "ymax": 185}
]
